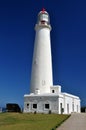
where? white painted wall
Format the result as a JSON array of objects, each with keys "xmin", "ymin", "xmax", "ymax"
[
  {"xmin": 62, "ymin": 93, "xmax": 81, "ymax": 114},
  {"xmin": 24, "ymin": 95, "xmax": 59, "ymax": 113},
  {"xmin": 30, "ymin": 24, "xmax": 53, "ymax": 94},
  {"xmin": 50, "ymin": 85, "xmax": 61, "ymax": 94},
  {"xmin": 58, "ymin": 96, "xmax": 64, "ymax": 114},
  {"xmin": 24, "ymin": 93, "xmax": 80, "ymax": 114}
]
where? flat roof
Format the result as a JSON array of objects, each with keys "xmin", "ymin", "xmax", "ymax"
[
  {"xmin": 62, "ymin": 92, "xmax": 80, "ymax": 99},
  {"xmin": 24, "ymin": 93, "xmax": 63, "ymax": 98}
]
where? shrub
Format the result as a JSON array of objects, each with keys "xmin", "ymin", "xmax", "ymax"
[
  {"xmin": 48, "ymin": 110, "xmax": 51, "ymax": 114},
  {"xmin": 34, "ymin": 111, "xmax": 37, "ymax": 114}
]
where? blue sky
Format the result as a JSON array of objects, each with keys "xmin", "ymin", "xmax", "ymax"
[{"xmin": 0, "ymin": 0, "xmax": 86, "ymax": 107}]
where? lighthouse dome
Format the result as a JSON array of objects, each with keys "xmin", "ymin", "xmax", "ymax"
[{"xmin": 37, "ymin": 9, "xmax": 50, "ymax": 25}]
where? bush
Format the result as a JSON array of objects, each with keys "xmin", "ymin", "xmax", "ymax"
[
  {"xmin": 34, "ymin": 111, "xmax": 37, "ymax": 114},
  {"xmin": 48, "ymin": 110, "xmax": 51, "ymax": 114}
]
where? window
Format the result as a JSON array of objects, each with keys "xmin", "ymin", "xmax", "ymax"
[
  {"xmin": 42, "ymin": 80, "xmax": 46, "ymax": 85},
  {"xmin": 41, "ymin": 21, "xmax": 45, "ymax": 24},
  {"xmin": 27, "ymin": 104, "xmax": 29, "ymax": 108},
  {"xmin": 52, "ymin": 90, "xmax": 55, "ymax": 93},
  {"xmin": 72, "ymin": 103, "xmax": 74, "ymax": 112},
  {"xmin": 77, "ymin": 105, "xmax": 78, "ymax": 112},
  {"xmin": 60, "ymin": 103, "xmax": 63, "ymax": 114},
  {"xmin": 45, "ymin": 104, "xmax": 49, "ymax": 109},
  {"xmin": 67, "ymin": 104, "xmax": 69, "ymax": 114},
  {"xmin": 33, "ymin": 104, "xmax": 37, "ymax": 109}
]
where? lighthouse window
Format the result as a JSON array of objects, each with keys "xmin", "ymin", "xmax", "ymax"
[
  {"xmin": 42, "ymin": 80, "xmax": 46, "ymax": 85},
  {"xmin": 45, "ymin": 104, "xmax": 49, "ymax": 109},
  {"xmin": 34, "ymin": 60, "xmax": 37, "ymax": 65},
  {"xmin": 33, "ymin": 104, "xmax": 37, "ymax": 109},
  {"xmin": 41, "ymin": 21, "xmax": 45, "ymax": 24}
]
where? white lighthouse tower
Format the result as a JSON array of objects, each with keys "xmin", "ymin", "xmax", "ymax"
[
  {"xmin": 24, "ymin": 9, "xmax": 80, "ymax": 114},
  {"xmin": 30, "ymin": 9, "xmax": 53, "ymax": 94}
]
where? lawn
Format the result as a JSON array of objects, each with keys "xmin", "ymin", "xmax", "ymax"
[{"xmin": 0, "ymin": 113, "xmax": 70, "ymax": 130}]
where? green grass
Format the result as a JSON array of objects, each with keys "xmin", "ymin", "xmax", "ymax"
[{"xmin": 0, "ymin": 113, "xmax": 70, "ymax": 130}]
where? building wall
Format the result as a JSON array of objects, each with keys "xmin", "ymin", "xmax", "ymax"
[
  {"xmin": 24, "ymin": 93, "xmax": 80, "ymax": 114},
  {"xmin": 63, "ymin": 95, "xmax": 73, "ymax": 114},
  {"xmin": 50, "ymin": 85, "xmax": 61, "ymax": 94},
  {"xmin": 73, "ymin": 98, "xmax": 81, "ymax": 113},
  {"xmin": 24, "ymin": 95, "xmax": 59, "ymax": 113},
  {"xmin": 63, "ymin": 94, "xmax": 80, "ymax": 114}
]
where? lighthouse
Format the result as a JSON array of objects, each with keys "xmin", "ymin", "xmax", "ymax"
[
  {"xmin": 24, "ymin": 9, "xmax": 80, "ymax": 114},
  {"xmin": 30, "ymin": 9, "xmax": 53, "ymax": 94}
]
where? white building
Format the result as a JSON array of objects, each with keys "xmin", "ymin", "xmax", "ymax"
[{"xmin": 24, "ymin": 9, "xmax": 81, "ymax": 114}]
